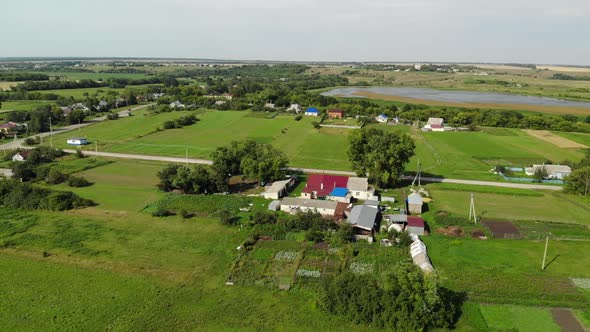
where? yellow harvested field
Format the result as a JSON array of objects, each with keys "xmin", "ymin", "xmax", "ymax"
[
  {"xmin": 537, "ymin": 66, "xmax": 590, "ymax": 73},
  {"xmin": 0, "ymin": 81, "xmax": 21, "ymax": 91},
  {"xmin": 523, "ymin": 130, "xmax": 589, "ymax": 149}
]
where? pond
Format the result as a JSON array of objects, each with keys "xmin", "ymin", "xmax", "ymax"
[{"xmin": 321, "ymin": 87, "xmax": 590, "ymax": 108}]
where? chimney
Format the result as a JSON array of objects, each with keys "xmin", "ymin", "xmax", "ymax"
[{"xmin": 321, "ymin": 182, "xmax": 324, "ymax": 190}]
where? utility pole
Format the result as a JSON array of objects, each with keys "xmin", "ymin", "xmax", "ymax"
[
  {"xmin": 185, "ymin": 146, "xmax": 188, "ymax": 165},
  {"xmin": 469, "ymin": 193, "xmax": 477, "ymax": 223},
  {"xmin": 49, "ymin": 117, "xmax": 53, "ymax": 148},
  {"xmin": 541, "ymin": 236, "xmax": 549, "ymax": 270},
  {"xmin": 95, "ymin": 140, "xmax": 98, "ymax": 153}
]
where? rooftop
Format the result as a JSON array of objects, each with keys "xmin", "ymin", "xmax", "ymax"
[
  {"xmin": 347, "ymin": 177, "xmax": 369, "ymax": 192},
  {"xmin": 306, "ymin": 107, "xmax": 319, "ymax": 113},
  {"xmin": 407, "ymin": 192, "xmax": 423, "ymax": 205},
  {"xmin": 281, "ymin": 197, "xmax": 339, "ymax": 210},
  {"xmin": 532, "ymin": 164, "xmax": 572, "ymax": 174},
  {"xmin": 264, "ymin": 179, "xmax": 292, "ymax": 194},
  {"xmin": 303, "ymin": 174, "xmax": 349, "ymax": 197},
  {"xmin": 407, "ymin": 216, "xmax": 425, "ymax": 228},
  {"xmin": 347, "ymin": 205, "xmax": 378, "ymax": 231},
  {"xmin": 426, "ymin": 117, "xmax": 444, "ymax": 126},
  {"xmin": 329, "ymin": 187, "xmax": 349, "ymax": 197}
]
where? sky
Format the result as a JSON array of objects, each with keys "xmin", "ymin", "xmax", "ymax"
[{"xmin": 3, "ymin": 0, "xmax": 590, "ymax": 65}]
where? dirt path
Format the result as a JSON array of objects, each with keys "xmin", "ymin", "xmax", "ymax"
[
  {"xmin": 550, "ymin": 308, "xmax": 585, "ymax": 332},
  {"xmin": 524, "ymin": 130, "xmax": 588, "ymax": 149}
]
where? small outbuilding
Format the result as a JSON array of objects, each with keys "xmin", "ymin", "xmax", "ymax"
[
  {"xmin": 327, "ymin": 109, "xmax": 344, "ymax": 119},
  {"xmin": 261, "ymin": 178, "xmax": 295, "ymax": 200},
  {"xmin": 347, "ymin": 205, "xmax": 379, "ymax": 242},
  {"xmin": 12, "ymin": 150, "xmax": 31, "ymax": 162},
  {"xmin": 424, "ymin": 118, "xmax": 445, "ymax": 132},
  {"xmin": 376, "ymin": 114, "xmax": 389, "ymax": 123},
  {"xmin": 407, "ymin": 192, "xmax": 424, "ymax": 214},
  {"xmin": 407, "ymin": 216, "xmax": 425, "ymax": 236},
  {"xmin": 67, "ymin": 137, "xmax": 88, "ymax": 146},
  {"xmin": 268, "ymin": 200, "xmax": 281, "ymax": 211},
  {"xmin": 305, "ymin": 107, "xmax": 319, "ymax": 117}
]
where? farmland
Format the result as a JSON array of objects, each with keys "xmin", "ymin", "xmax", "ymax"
[{"xmin": 30, "ymin": 84, "xmax": 159, "ymax": 99}]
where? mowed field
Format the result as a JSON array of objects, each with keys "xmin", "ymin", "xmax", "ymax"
[
  {"xmin": 411, "ymin": 127, "xmax": 585, "ymax": 180},
  {"xmin": 49, "ymin": 110, "xmax": 351, "ymax": 170},
  {"xmin": 44, "ymin": 110, "xmax": 587, "ymax": 177},
  {"xmin": 34, "ymin": 71, "xmax": 152, "ymax": 80},
  {"xmin": 31, "ymin": 84, "xmax": 160, "ymax": 99},
  {"xmin": 0, "ymin": 100, "xmax": 54, "ymax": 112}
]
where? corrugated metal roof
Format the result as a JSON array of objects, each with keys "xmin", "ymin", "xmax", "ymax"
[
  {"xmin": 407, "ymin": 193, "xmax": 423, "ymax": 205},
  {"xmin": 347, "ymin": 205, "xmax": 378, "ymax": 231},
  {"xmin": 281, "ymin": 197, "xmax": 338, "ymax": 210}
]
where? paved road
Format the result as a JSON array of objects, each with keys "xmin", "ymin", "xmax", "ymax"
[
  {"xmin": 400, "ymin": 175, "xmax": 563, "ymax": 191},
  {"xmin": 59, "ymin": 150, "xmax": 562, "ymax": 191},
  {"xmin": 0, "ymin": 103, "xmax": 155, "ymax": 150}
]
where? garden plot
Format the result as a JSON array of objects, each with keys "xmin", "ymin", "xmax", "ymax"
[
  {"xmin": 296, "ymin": 245, "xmax": 344, "ymax": 286},
  {"xmin": 348, "ymin": 243, "xmax": 410, "ymax": 276},
  {"xmin": 228, "ymin": 240, "xmax": 302, "ymax": 289}
]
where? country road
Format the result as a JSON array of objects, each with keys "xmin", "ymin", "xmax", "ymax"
[
  {"xmin": 0, "ymin": 103, "xmax": 155, "ymax": 150},
  {"xmin": 61, "ymin": 150, "xmax": 562, "ymax": 191}
]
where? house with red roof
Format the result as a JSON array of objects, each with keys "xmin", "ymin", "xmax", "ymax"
[
  {"xmin": 301, "ymin": 174, "xmax": 349, "ymax": 199},
  {"xmin": 327, "ymin": 109, "xmax": 344, "ymax": 119},
  {"xmin": 423, "ymin": 118, "xmax": 445, "ymax": 132}
]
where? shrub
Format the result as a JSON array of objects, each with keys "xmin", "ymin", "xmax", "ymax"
[
  {"xmin": 106, "ymin": 112, "xmax": 119, "ymax": 120},
  {"xmin": 294, "ymin": 115, "xmax": 303, "ymax": 121},
  {"xmin": 219, "ymin": 208, "xmax": 237, "ymax": 226},
  {"xmin": 24, "ymin": 137, "xmax": 40, "ymax": 146},
  {"xmin": 75, "ymin": 149, "xmax": 85, "ymax": 158},
  {"xmin": 67, "ymin": 176, "xmax": 91, "ymax": 187},
  {"xmin": 162, "ymin": 120, "xmax": 176, "ymax": 130},
  {"xmin": 152, "ymin": 208, "xmax": 174, "ymax": 217},
  {"xmin": 180, "ymin": 209, "xmax": 193, "ymax": 219},
  {"xmin": 312, "ymin": 121, "xmax": 321, "ymax": 129},
  {"xmin": 305, "ymin": 229, "xmax": 325, "ymax": 243},
  {"xmin": 46, "ymin": 168, "xmax": 68, "ymax": 185}
]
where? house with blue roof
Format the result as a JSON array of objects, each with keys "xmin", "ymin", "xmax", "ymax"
[
  {"xmin": 305, "ymin": 107, "xmax": 319, "ymax": 117},
  {"xmin": 327, "ymin": 187, "xmax": 351, "ymax": 203},
  {"xmin": 376, "ymin": 114, "xmax": 389, "ymax": 123}
]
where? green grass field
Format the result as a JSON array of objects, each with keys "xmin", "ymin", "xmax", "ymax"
[
  {"xmin": 410, "ymin": 128, "xmax": 585, "ymax": 180},
  {"xmin": 0, "ymin": 100, "xmax": 54, "ymax": 112},
  {"xmin": 31, "ymin": 84, "xmax": 159, "ymax": 99},
  {"xmin": 554, "ymin": 131, "xmax": 590, "ymax": 147},
  {"xmin": 425, "ymin": 184, "xmax": 590, "ymax": 225},
  {"xmin": 34, "ymin": 71, "xmax": 152, "ymax": 81}
]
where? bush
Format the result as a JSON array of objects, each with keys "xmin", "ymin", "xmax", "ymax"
[
  {"xmin": 294, "ymin": 115, "xmax": 303, "ymax": 121},
  {"xmin": 219, "ymin": 208, "xmax": 237, "ymax": 226},
  {"xmin": 67, "ymin": 175, "xmax": 91, "ymax": 187},
  {"xmin": 24, "ymin": 136, "xmax": 40, "ymax": 146},
  {"xmin": 46, "ymin": 168, "xmax": 68, "ymax": 185},
  {"xmin": 106, "ymin": 112, "xmax": 119, "ymax": 120},
  {"xmin": 152, "ymin": 208, "xmax": 175, "ymax": 217},
  {"xmin": 162, "ymin": 120, "xmax": 176, "ymax": 130},
  {"xmin": 305, "ymin": 229, "xmax": 325, "ymax": 243},
  {"xmin": 312, "ymin": 121, "xmax": 321, "ymax": 129},
  {"xmin": 180, "ymin": 209, "xmax": 193, "ymax": 219}
]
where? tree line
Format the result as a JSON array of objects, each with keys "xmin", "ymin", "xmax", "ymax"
[{"xmin": 157, "ymin": 139, "xmax": 289, "ymax": 194}]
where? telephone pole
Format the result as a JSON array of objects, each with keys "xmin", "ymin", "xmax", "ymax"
[
  {"xmin": 49, "ymin": 117, "xmax": 53, "ymax": 148},
  {"xmin": 185, "ymin": 146, "xmax": 188, "ymax": 165},
  {"xmin": 542, "ymin": 236, "xmax": 549, "ymax": 270},
  {"xmin": 469, "ymin": 193, "xmax": 477, "ymax": 223}
]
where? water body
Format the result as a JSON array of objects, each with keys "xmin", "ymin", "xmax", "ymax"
[{"xmin": 321, "ymin": 87, "xmax": 590, "ymax": 108}]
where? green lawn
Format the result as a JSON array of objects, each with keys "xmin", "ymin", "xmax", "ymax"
[
  {"xmin": 426, "ymin": 184, "xmax": 590, "ymax": 225},
  {"xmin": 478, "ymin": 304, "xmax": 560, "ymax": 331},
  {"xmin": 0, "ymin": 100, "xmax": 54, "ymax": 112},
  {"xmin": 411, "ymin": 129, "xmax": 584, "ymax": 180},
  {"xmin": 35, "ymin": 71, "xmax": 152, "ymax": 81}
]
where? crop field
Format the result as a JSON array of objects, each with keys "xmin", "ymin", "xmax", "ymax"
[
  {"xmin": 412, "ymin": 128, "xmax": 585, "ymax": 180},
  {"xmin": 524, "ymin": 129, "xmax": 588, "ymax": 148}
]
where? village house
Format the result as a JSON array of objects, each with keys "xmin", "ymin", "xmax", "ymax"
[
  {"xmin": 305, "ymin": 107, "xmax": 319, "ymax": 117},
  {"xmin": 346, "ymin": 204, "xmax": 379, "ymax": 243},
  {"xmin": 261, "ymin": 178, "xmax": 296, "ymax": 200},
  {"xmin": 12, "ymin": 150, "xmax": 31, "ymax": 162},
  {"xmin": 279, "ymin": 197, "xmax": 339, "ymax": 217},
  {"xmin": 264, "ymin": 102, "xmax": 276, "ymax": 109},
  {"xmin": 169, "ymin": 101, "xmax": 185, "ymax": 108},
  {"xmin": 302, "ymin": 174, "xmax": 377, "ymax": 201},
  {"xmin": 407, "ymin": 192, "xmax": 424, "ymax": 214},
  {"xmin": 375, "ymin": 114, "xmax": 389, "ymax": 123},
  {"xmin": 0, "ymin": 122, "xmax": 19, "ymax": 134},
  {"xmin": 423, "ymin": 118, "xmax": 445, "ymax": 132},
  {"xmin": 327, "ymin": 109, "xmax": 344, "ymax": 119},
  {"xmin": 525, "ymin": 164, "xmax": 572, "ymax": 180}
]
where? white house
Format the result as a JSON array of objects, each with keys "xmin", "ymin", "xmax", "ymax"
[
  {"xmin": 347, "ymin": 177, "xmax": 378, "ymax": 201},
  {"xmin": 525, "ymin": 164, "xmax": 572, "ymax": 180},
  {"xmin": 424, "ymin": 118, "xmax": 445, "ymax": 132},
  {"xmin": 261, "ymin": 178, "xmax": 295, "ymax": 200},
  {"xmin": 407, "ymin": 192, "xmax": 424, "ymax": 214},
  {"xmin": 280, "ymin": 197, "xmax": 338, "ymax": 217},
  {"xmin": 67, "ymin": 137, "xmax": 88, "ymax": 146},
  {"xmin": 12, "ymin": 151, "xmax": 31, "ymax": 162},
  {"xmin": 169, "ymin": 101, "xmax": 185, "ymax": 108},
  {"xmin": 376, "ymin": 114, "xmax": 389, "ymax": 123}
]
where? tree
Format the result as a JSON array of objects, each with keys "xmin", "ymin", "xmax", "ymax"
[
  {"xmin": 334, "ymin": 222, "xmax": 354, "ymax": 244},
  {"xmin": 533, "ymin": 166, "xmax": 548, "ymax": 182},
  {"xmin": 565, "ymin": 166, "xmax": 590, "ymax": 195},
  {"xmin": 348, "ymin": 127, "xmax": 415, "ymax": 188},
  {"xmin": 46, "ymin": 168, "xmax": 67, "ymax": 185},
  {"xmin": 241, "ymin": 144, "xmax": 288, "ymax": 184}
]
